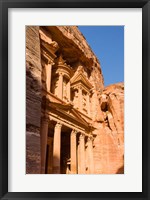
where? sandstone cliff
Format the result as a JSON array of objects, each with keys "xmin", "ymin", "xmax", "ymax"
[
  {"xmin": 26, "ymin": 26, "xmax": 42, "ymax": 173},
  {"xmin": 93, "ymin": 82, "xmax": 124, "ymax": 174}
]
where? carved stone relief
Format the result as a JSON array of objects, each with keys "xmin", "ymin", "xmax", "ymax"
[
  {"xmin": 63, "ymin": 77, "xmax": 68, "ymax": 102},
  {"xmin": 72, "ymin": 90, "xmax": 79, "ymax": 109},
  {"xmin": 51, "ymin": 76, "xmax": 59, "ymax": 97}
]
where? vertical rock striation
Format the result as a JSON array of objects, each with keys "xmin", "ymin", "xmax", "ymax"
[{"xmin": 26, "ymin": 26, "xmax": 42, "ymax": 174}]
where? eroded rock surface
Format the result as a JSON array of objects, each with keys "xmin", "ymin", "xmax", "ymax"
[
  {"xmin": 26, "ymin": 26, "xmax": 42, "ymax": 174},
  {"xmin": 93, "ymin": 83, "xmax": 124, "ymax": 174}
]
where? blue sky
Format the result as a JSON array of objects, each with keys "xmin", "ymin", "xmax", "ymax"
[{"xmin": 78, "ymin": 26, "xmax": 124, "ymax": 86}]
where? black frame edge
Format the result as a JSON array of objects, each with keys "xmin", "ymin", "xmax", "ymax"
[
  {"xmin": 1, "ymin": 1, "xmax": 8, "ymax": 200},
  {"xmin": 0, "ymin": 0, "xmax": 150, "ymax": 200},
  {"xmin": 142, "ymin": 1, "xmax": 149, "ymax": 199},
  {"xmin": 0, "ymin": 0, "xmax": 148, "ymax": 8},
  {"xmin": 0, "ymin": 0, "xmax": 3, "ymax": 197}
]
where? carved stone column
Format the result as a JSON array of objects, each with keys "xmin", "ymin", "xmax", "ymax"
[
  {"xmin": 87, "ymin": 137, "xmax": 94, "ymax": 174},
  {"xmin": 79, "ymin": 133, "xmax": 85, "ymax": 174},
  {"xmin": 40, "ymin": 116, "xmax": 49, "ymax": 174},
  {"xmin": 58, "ymin": 73, "xmax": 63, "ymax": 100},
  {"xmin": 67, "ymin": 81, "xmax": 71, "ymax": 102},
  {"xmin": 53, "ymin": 122, "xmax": 62, "ymax": 174},
  {"xmin": 78, "ymin": 86, "xmax": 82, "ymax": 112},
  {"xmin": 45, "ymin": 62, "xmax": 52, "ymax": 92},
  {"xmin": 86, "ymin": 93, "xmax": 90, "ymax": 117},
  {"xmin": 70, "ymin": 130, "xmax": 77, "ymax": 174},
  {"xmin": 77, "ymin": 138, "xmax": 80, "ymax": 174}
]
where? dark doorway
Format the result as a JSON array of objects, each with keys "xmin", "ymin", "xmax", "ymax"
[{"xmin": 60, "ymin": 126, "xmax": 71, "ymax": 174}]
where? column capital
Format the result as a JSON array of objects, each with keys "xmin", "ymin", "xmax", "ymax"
[
  {"xmin": 58, "ymin": 72, "xmax": 64, "ymax": 76},
  {"xmin": 55, "ymin": 122, "xmax": 62, "ymax": 129},
  {"xmin": 77, "ymin": 85, "xmax": 82, "ymax": 91},
  {"xmin": 48, "ymin": 60, "xmax": 55, "ymax": 66},
  {"xmin": 79, "ymin": 133, "xmax": 85, "ymax": 140},
  {"xmin": 87, "ymin": 136, "xmax": 93, "ymax": 142},
  {"xmin": 71, "ymin": 129, "xmax": 78, "ymax": 136}
]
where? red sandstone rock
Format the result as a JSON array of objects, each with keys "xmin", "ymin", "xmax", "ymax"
[{"xmin": 93, "ymin": 83, "xmax": 124, "ymax": 174}]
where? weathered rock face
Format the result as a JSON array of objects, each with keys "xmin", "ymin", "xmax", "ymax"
[
  {"xmin": 26, "ymin": 26, "xmax": 42, "ymax": 174},
  {"xmin": 101, "ymin": 83, "xmax": 124, "ymax": 137},
  {"xmin": 93, "ymin": 83, "xmax": 124, "ymax": 174}
]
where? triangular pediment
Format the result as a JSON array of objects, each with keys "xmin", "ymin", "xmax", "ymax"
[
  {"xmin": 70, "ymin": 72, "xmax": 93, "ymax": 89},
  {"xmin": 49, "ymin": 102, "xmax": 89, "ymax": 127}
]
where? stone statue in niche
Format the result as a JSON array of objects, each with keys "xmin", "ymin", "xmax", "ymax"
[
  {"xmin": 73, "ymin": 90, "xmax": 78, "ymax": 109},
  {"xmin": 63, "ymin": 79, "xmax": 68, "ymax": 102},
  {"xmin": 51, "ymin": 77, "xmax": 58, "ymax": 97}
]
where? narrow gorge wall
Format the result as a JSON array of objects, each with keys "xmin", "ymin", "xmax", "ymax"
[{"xmin": 26, "ymin": 26, "xmax": 42, "ymax": 174}]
